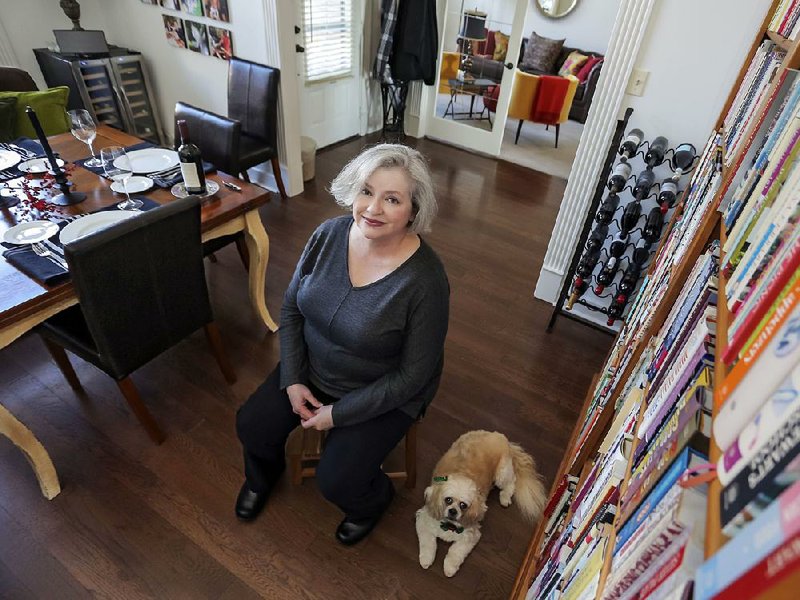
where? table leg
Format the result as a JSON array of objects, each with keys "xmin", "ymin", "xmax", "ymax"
[
  {"xmin": 242, "ymin": 209, "xmax": 279, "ymax": 332},
  {"xmin": 0, "ymin": 403, "xmax": 60, "ymax": 500}
]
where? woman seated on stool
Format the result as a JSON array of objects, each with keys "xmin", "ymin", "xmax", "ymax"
[{"xmin": 235, "ymin": 144, "xmax": 450, "ymax": 545}]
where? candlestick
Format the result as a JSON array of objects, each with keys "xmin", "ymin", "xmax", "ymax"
[{"xmin": 25, "ymin": 106, "xmax": 86, "ymax": 206}]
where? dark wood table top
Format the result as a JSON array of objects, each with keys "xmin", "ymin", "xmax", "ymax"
[{"xmin": 0, "ymin": 125, "xmax": 271, "ymax": 331}]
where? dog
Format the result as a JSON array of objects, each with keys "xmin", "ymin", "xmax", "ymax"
[{"xmin": 415, "ymin": 430, "xmax": 546, "ymax": 577}]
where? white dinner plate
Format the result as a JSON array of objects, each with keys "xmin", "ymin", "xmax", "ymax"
[
  {"xmin": 59, "ymin": 211, "xmax": 139, "ymax": 245},
  {"xmin": 17, "ymin": 156, "xmax": 66, "ymax": 174},
  {"xmin": 0, "ymin": 149, "xmax": 21, "ymax": 171},
  {"xmin": 113, "ymin": 148, "xmax": 179, "ymax": 174},
  {"xmin": 2, "ymin": 220, "xmax": 60, "ymax": 244},
  {"xmin": 170, "ymin": 179, "xmax": 219, "ymax": 199},
  {"xmin": 111, "ymin": 175, "xmax": 153, "ymax": 194}
]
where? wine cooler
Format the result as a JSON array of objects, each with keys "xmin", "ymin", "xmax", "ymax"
[{"xmin": 34, "ymin": 48, "xmax": 164, "ymax": 145}]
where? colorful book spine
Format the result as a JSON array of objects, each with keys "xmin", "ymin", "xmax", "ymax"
[
  {"xmin": 695, "ymin": 477, "xmax": 800, "ymax": 600},
  {"xmin": 718, "ymin": 362, "xmax": 800, "ymax": 486}
]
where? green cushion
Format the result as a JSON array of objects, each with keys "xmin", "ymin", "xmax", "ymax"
[
  {"xmin": 0, "ymin": 97, "xmax": 17, "ymax": 142},
  {"xmin": 0, "ymin": 86, "xmax": 70, "ymax": 139}
]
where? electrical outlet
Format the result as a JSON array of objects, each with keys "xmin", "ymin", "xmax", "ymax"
[{"xmin": 626, "ymin": 68, "xmax": 649, "ymax": 96}]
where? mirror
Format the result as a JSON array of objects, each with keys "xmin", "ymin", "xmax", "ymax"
[
  {"xmin": 434, "ymin": 0, "xmax": 517, "ymax": 132},
  {"xmin": 536, "ymin": 0, "xmax": 579, "ymax": 19}
]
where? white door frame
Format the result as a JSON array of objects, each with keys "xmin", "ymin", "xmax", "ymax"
[{"xmin": 422, "ymin": 0, "xmax": 528, "ymax": 156}]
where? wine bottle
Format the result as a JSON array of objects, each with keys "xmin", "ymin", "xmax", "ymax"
[
  {"xmin": 632, "ymin": 238, "xmax": 650, "ymax": 267},
  {"xmin": 658, "ymin": 177, "xmax": 679, "ymax": 212},
  {"xmin": 633, "ymin": 168, "xmax": 655, "ymax": 200},
  {"xmin": 567, "ymin": 278, "xmax": 589, "ymax": 310},
  {"xmin": 618, "ymin": 263, "xmax": 641, "ymax": 297},
  {"xmin": 618, "ymin": 128, "xmax": 644, "ymax": 161},
  {"xmin": 643, "ymin": 206, "xmax": 664, "ymax": 244},
  {"xmin": 607, "ymin": 295, "xmax": 626, "ymax": 326},
  {"xmin": 645, "ymin": 135, "xmax": 669, "ymax": 167},
  {"xmin": 576, "ymin": 248, "xmax": 601, "ymax": 279},
  {"xmin": 609, "ymin": 235, "xmax": 626, "ymax": 258},
  {"xmin": 594, "ymin": 257, "xmax": 619, "ymax": 294},
  {"xmin": 177, "ymin": 119, "xmax": 206, "ymax": 195},
  {"xmin": 587, "ymin": 224, "xmax": 608, "ymax": 252},
  {"xmin": 671, "ymin": 142, "xmax": 696, "ymax": 174},
  {"xmin": 608, "ymin": 161, "xmax": 632, "ymax": 193},
  {"xmin": 596, "ymin": 193, "xmax": 620, "ymax": 224},
  {"xmin": 620, "ymin": 201, "xmax": 641, "ymax": 238}
]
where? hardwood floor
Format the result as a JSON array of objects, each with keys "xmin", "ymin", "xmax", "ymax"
[{"xmin": 0, "ymin": 136, "xmax": 611, "ymax": 599}]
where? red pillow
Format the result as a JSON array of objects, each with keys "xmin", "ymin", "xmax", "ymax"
[
  {"xmin": 576, "ymin": 56, "xmax": 603, "ymax": 83},
  {"xmin": 482, "ymin": 29, "xmax": 496, "ymax": 58}
]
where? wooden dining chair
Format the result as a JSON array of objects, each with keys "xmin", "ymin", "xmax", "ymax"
[
  {"xmin": 287, "ymin": 421, "xmax": 419, "ymax": 489},
  {"xmin": 36, "ymin": 197, "xmax": 236, "ymax": 444}
]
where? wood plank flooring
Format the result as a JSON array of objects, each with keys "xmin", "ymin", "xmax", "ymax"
[{"xmin": 0, "ymin": 135, "xmax": 611, "ymax": 599}]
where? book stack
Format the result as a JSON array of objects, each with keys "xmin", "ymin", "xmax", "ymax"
[{"xmin": 769, "ymin": 0, "xmax": 800, "ymax": 40}]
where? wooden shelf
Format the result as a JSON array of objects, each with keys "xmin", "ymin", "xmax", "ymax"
[{"xmin": 766, "ymin": 29, "xmax": 793, "ymax": 51}]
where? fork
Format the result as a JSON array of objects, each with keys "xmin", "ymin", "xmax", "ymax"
[{"xmin": 32, "ymin": 243, "xmax": 68, "ymax": 270}]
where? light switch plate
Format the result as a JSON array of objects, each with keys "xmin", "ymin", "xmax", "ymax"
[{"xmin": 626, "ymin": 68, "xmax": 649, "ymax": 96}]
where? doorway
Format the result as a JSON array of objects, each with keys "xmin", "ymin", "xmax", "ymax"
[{"xmin": 297, "ymin": 0, "xmax": 362, "ymax": 149}]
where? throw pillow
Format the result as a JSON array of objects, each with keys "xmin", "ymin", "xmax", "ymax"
[
  {"xmin": 521, "ymin": 32, "xmax": 565, "ymax": 73},
  {"xmin": 493, "ymin": 31, "xmax": 510, "ymax": 62},
  {"xmin": 576, "ymin": 56, "xmax": 603, "ymax": 83},
  {"xmin": 558, "ymin": 51, "xmax": 589, "ymax": 77},
  {"xmin": 482, "ymin": 29, "xmax": 496, "ymax": 58},
  {"xmin": 0, "ymin": 86, "xmax": 71, "ymax": 139},
  {"xmin": 0, "ymin": 97, "xmax": 17, "ymax": 142}
]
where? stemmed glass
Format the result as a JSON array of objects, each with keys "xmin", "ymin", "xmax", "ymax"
[
  {"xmin": 101, "ymin": 146, "xmax": 143, "ymax": 210},
  {"xmin": 67, "ymin": 109, "xmax": 103, "ymax": 167}
]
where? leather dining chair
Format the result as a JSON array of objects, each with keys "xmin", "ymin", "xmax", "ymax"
[
  {"xmin": 36, "ymin": 197, "xmax": 236, "ymax": 444},
  {"xmin": 0, "ymin": 67, "xmax": 38, "ymax": 92},
  {"xmin": 174, "ymin": 57, "xmax": 286, "ymax": 199}
]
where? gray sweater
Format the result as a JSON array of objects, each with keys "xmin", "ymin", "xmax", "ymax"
[{"xmin": 279, "ymin": 216, "xmax": 449, "ymax": 427}]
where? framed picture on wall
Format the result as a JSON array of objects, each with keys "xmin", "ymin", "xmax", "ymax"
[
  {"xmin": 203, "ymin": 0, "xmax": 229, "ymax": 22},
  {"xmin": 179, "ymin": 0, "xmax": 204, "ymax": 17},
  {"xmin": 161, "ymin": 0, "xmax": 179, "ymax": 9},
  {"xmin": 163, "ymin": 15, "xmax": 186, "ymax": 48},
  {"xmin": 185, "ymin": 20, "xmax": 210, "ymax": 55},
  {"xmin": 207, "ymin": 25, "xmax": 233, "ymax": 60}
]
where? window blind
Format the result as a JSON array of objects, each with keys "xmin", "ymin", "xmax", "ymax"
[{"xmin": 303, "ymin": 0, "xmax": 353, "ymax": 82}]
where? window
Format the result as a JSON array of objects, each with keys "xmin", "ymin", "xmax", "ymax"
[{"xmin": 302, "ymin": 0, "xmax": 353, "ymax": 82}]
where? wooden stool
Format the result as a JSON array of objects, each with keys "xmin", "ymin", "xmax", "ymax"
[{"xmin": 287, "ymin": 421, "xmax": 418, "ymax": 489}]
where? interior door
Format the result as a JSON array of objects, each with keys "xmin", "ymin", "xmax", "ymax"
[
  {"xmin": 297, "ymin": 0, "xmax": 361, "ymax": 149},
  {"xmin": 425, "ymin": 0, "xmax": 528, "ymax": 155}
]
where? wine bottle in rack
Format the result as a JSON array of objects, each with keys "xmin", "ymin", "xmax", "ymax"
[
  {"xmin": 177, "ymin": 119, "xmax": 207, "ymax": 195},
  {"xmin": 645, "ymin": 135, "xmax": 669, "ymax": 167},
  {"xmin": 606, "ymin": 294, "xmax": 626, "ymax": 326},
  {"xmin": 633, "ymin": 167, "xmax": 656, "ymax": 200},
  {"xmin": 618, "ymin": 262, "xmax": 642, "ymax": 297},
  {"xmin": 670, "ymin": 142, "xmax": 696, "ymax": 175},
  {"xmin": 596, "ymin": 193, "xmax": 620, "ymax": 224},
  {"xmin": 608, "ymin": 161, "xmax": 632, "ymax": 193},
  {"xmin": 618, "ymin": 128, "xmax": 644, "ymax": 161},
  {"xmin": 609, "ymin": 235, "xmax": 627, "ymax": 258},
  {"xmin": 576, "ymin": 247, "xmax": 601, "ymax": 280},
  {"xmin": 587, "ymin": 224, "xmax": 609, "ymax": 251},
  {"xmin": 643, "ymin": 206, "xmax": 665, "ymax": 244},
  {"xmin": 620, "ymin": 201, "xmax": 642, "ymax": 238},
  {"xmin": 658, "ymin": 177, "xmax": 679, "ymax": 212},
  {"xmin": 594, "ymin": 256, "xmax": 620, "ymax": 294},
  {"xmin": 632, "ymin": 237, "xmax": 651, "ymax": 267},
  {"xmin": 567, "ymin": 278, "xmax": 589, "ymax": 310}
]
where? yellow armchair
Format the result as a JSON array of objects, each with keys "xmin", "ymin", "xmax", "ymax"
[
  {"xmin": 508, "ymin": 71, "xmax": 578, "ymax": 147},
  {"xmin": 439, "ymin": 52, "xmax": 461, "ymax": 95}
]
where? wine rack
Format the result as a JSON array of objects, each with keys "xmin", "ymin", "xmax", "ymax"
[{"xmin": 548, "ymin": 110, "xmax": 698, "ymax": 332}]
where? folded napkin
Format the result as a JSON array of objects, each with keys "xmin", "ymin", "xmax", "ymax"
[
  {"xmin": 0, "ymin": 138, "xmax": 47, "ymax": 182},
  {"xmin": 75, "ymin": 141, "xmax": 215, "ymax": 189},
  {"xmin": 2, "ymin": 197, "xmax": 161, "ymax": 285}
]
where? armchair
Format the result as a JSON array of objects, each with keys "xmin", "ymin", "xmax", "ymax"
[{"xmin": 508, "ymin": 71, "xmax": 578, "ymax": 147}]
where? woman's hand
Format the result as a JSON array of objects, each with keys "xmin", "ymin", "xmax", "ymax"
[
  {"xmin": 301, "ymin": 405, "xmax": 334, "ymax": 431},
  {"xmin": 287, "ymin": 384, "xmax": 322, "ymax": 421}
]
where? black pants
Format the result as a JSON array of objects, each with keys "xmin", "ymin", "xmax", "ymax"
[{"xmin": 235, "ymin": 364, "xmax": 414, "ymax": 520}]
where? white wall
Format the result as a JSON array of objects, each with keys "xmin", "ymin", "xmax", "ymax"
[
  {"xmin": 621, "ymin": 0, "xmax": 770, "ymax": 151},
  {"xmin": 522, "ymin": 0, "xmax": 616, "ymax": 54}
]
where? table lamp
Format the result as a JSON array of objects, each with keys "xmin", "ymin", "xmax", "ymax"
[{"xmin": 457, "ymin": 9, "xmax": 487, "ymax": 81}]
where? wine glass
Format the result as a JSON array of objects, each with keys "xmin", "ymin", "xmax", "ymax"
[
  {"xmin": 68, "ymin": 109, "xmax": 104, "ymax": 167},
  {"xmin": 101, "ymin": 146, "xmax": 143, "ymax": 210}
]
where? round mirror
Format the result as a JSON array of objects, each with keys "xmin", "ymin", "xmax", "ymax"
[{"xmin": 536, "ymin": 0, "xmax": 579, "ymax": 19}]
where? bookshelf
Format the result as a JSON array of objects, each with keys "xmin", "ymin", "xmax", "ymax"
[{"xmin": 512, "ymin": 0, "xmax": 800, "ymax": 597}]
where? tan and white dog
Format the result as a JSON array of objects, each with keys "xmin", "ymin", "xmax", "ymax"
[{"xmin": 415, "ymin": 430, "xmax": 546, "ymax": 577}]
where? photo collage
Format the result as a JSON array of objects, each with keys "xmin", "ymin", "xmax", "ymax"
[{"xmin": 144, "ymin": 0, "xmax": 232, "ymax": 60}]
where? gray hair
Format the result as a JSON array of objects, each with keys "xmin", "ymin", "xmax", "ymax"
[{"xmin": 329, "ymin": 144, "xmax": 438, "ymax": 234}]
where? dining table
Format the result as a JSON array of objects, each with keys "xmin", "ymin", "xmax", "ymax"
[{"xmin": 0, "ymin": 125, "xmax": 279, "ymax": 500}]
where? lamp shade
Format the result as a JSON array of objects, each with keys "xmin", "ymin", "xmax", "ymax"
[{"xmin": 459, "ymin": 10, "xmax": 487, "ymax": 41}]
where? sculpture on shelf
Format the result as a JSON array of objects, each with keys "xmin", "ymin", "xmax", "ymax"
[{"xmin": 59, "ymin": 0, "xmax": 83, "ymax": 31}]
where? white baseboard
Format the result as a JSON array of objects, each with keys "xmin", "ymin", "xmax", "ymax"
[{"xmin": 534, "ymin": 266, "xmax": 565, "ymax": 304}]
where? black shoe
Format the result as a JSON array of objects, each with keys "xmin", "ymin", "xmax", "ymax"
[
  {"xmin": 335, "ymin": 513, "xmax": 384, "ymax": 546},
  {"xmin": 235, "ymin": 482, "xmax": 270, "ymax": 521}
]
